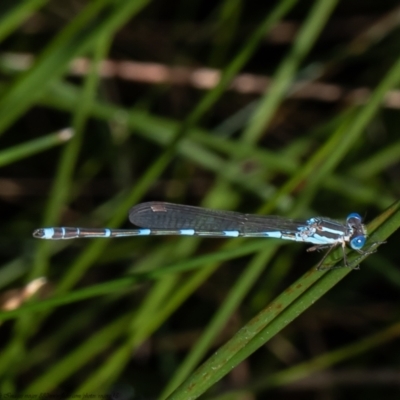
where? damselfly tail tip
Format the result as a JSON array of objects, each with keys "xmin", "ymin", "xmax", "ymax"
[{"xmin": 33, "ymin": 228, "xmax": 46, "ymax": 239}]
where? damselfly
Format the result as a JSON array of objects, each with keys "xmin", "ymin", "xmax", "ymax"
[{"xmin": 33, "ymin": 202, "xmax": 375, "ymax": 269}]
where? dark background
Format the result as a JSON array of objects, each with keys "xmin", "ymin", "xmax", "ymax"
[{"xmin": 0, "ymin": 0, "xmax": 400, "ymax": 398}]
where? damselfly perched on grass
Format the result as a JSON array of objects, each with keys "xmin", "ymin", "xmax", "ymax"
[{"xmin": 33, "ymin": 202, "xmax": 377, "ymax": 269}]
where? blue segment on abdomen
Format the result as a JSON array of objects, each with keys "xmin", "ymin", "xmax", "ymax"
[
  {"xmin": 44, "ymin": 228, "xmax": 55, "ymax": 239},
  {"xmin": 223, "ymin": 230, "xmax": 239, "ymax": 237},
  {"xmin": 261, "ymin": 231, "xmax": 282, "ymax": 238},
  {"xmin": 179, "ymin": 229, "xmax": 195, "ymax": 235}
]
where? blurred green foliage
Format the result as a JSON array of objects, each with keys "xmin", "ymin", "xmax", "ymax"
[{"xmin": 0, "ymin": 0, "xmax": 399, "ymax": 398}]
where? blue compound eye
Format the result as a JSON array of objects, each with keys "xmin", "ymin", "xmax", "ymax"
[
  {"xmin": 350, "ymin": 235, "xmax": 366, "ymax": 250},
  {"xmin": 347, "ymin": 213, "xmax": 362, "ymax": 223}
]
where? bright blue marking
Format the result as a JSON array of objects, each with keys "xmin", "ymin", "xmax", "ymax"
[
  {"xmin": 262, "ymin": 231, "xmax": 281, "ymax": 238},
  {"xmin": 180, "ymin": 229, "xmax": 195, "ymax": 235},
  {"xmin": 104, "ymin": 229, "xmax": 111, "ymax": 237},
  {"xmin": 43, "ymin": 228, "xmax": 55, "ymax": 239},
  {"xmin": 347, "ymin": 213, "xmax": 362, "ymax": 222},
  {"xmin": 223, "ymin": 230, "xmax": 239, "ymax": 237},
  {"xmin": 61, "ymin": 227, "xmax": 66, "ymax": 237},
  {"xmin": 297, "ymin": 225, "xmax": 309, "ymax": 232},
  {"xmin": 306, "ymin": 234, "xmax": 336, "ymax": 245},
  {"xmin": 350, "ymin": 235, "xmax": 365, "ymax": 250},
  {"xmin": 319, "ymin": 226, "xmax": 343, "ymax": 235},
  {"xmin": 138, "ymin": 229, "xmax": 151, "ymax": 235}
]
